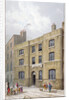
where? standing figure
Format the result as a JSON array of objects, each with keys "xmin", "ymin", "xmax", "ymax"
[
  {"xmin": 7, "ymin": 82, "xmax": 10, "ymax": 95},
  {"xmin": 48, "ymin": 83, "xmax": 52, "ymax": 92},
  {"xmin": 46, "ymin": 83, "xmax": 48, "ymax": 90}
]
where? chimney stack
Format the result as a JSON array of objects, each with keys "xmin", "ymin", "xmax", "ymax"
[
  {"xmin": 20, "ymin": 29, "xmax": 26, "ymax": 41},
  {"xmin": 52, "ymin": 23, "xmax": 56, "ymax": 31},
  {"xmin": 62, "ymin": 22, "xmax": 64, "ymax": 30}
]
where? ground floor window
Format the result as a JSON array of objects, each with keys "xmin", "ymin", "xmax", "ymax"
[
  {"xmin": 19, "ymin": 71, "xmax": 25, "ymax": 79},
  {"xmin": 49, "ymin": 69, "xmax": 56, "ymax": 80},
  {"xmin": 39, "ymin": 70, "xmax": 42, "ymax": 80}
]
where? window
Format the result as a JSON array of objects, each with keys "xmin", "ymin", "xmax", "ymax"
[
  {"xmin": 7, "ymin": 64, "xmax": 9, "ymax": 72},
  {"xmin": 10, "ymin": 51, "xmax": 12, "ymax": 58},
  {"xmin": 49, "ymin": 39, "xmax": 54, "ymax": 47},
  {"xmin": 10, "ymin": 43, "xmax": 12, "ymax": 47},
  {"xmin": 49, "ymin": 52, "xmax": 54, "ymax": 61},
  {"xmin": 39, "ymin": 56, "xmax": 42, "ymax": 63},
  {"xmin": 39, "ymin": 70, "xmax": 42, "ymax": 80},
  {"xmin": 39, "ymin": 44, "xmax": 42, "ymax": 51},
  {"xmin": 19, "ymin": 59, "xmax": 24, "ymax": 65},
  {"xmin": 7, "ymin": 75, "xmax": 9, "ymax": 82},
  {"xmin": 32, "ymin": 57, "xmax": 35, "ymax": 64},
  {"xmin": 11, "ymin": 75, "xmax": 12, "ymax": 82},
  {"xmin": 19, "ymin": 49, "xmax": 24, "ymax": 55},
  {"xmin": 10, "ymin": 62, "xmax": 12, "ymax": 71},
  {"xmin": 19, "ymin": 71, "xmax": 25, "ymax": 79},
  {"xmin": 7, "ymin": 54, "xmax": 9, "ymax": 59},
  {"xmin": 32, "ymin": 46, "xmax": 35, "ymax": 53},
  {"xmin": 49, "ymin": 69, "xmax": 56, "ymax": 80}
]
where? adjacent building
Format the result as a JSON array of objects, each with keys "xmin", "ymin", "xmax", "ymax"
[
  {"xmin": 13, "ymin": 22, "xmax": 64, "ymax": 89},
  {"xmin": 5, "ymin": 30, "xmax": 26, "ymax": 86}
]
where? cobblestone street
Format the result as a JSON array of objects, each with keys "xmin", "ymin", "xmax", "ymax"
[{"xmin": 5, "ymin": 86, "xmax": 65, "ymax": 99}]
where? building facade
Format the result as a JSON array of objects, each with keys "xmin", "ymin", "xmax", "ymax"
[
  {"xmin": 14, "ymin": 22, "xmax": 64, "ymax": 89},
  {"xmin": 5, "ymin": 30, "xmax": 26, "ymax": 86}
]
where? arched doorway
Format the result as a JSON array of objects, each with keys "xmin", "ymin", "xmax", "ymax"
[{"xmin": 32, "ymin": 71, "xmax": 36, "ymax": 85}]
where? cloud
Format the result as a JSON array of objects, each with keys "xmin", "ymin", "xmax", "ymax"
[{"xmin": 6, "ymin": 1, "xmax": 51, "ymax": 42}]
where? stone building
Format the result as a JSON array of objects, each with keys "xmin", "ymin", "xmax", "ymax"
[
  {"xmin": 5, "ymin": 30, "xmax": 26, "ymax": 86},
  {"xmin": 14, "ymin": 22, "xmax": 64, "ymax": 89}
]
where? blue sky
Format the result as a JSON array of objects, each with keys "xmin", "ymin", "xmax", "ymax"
[{"xmin": 6, "ymin": 1, "xmax": 65, "ymax": 43}]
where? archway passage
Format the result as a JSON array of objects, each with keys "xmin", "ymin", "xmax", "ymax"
[{"xmin": 32, "ymin": 71, "xmax": 36, "ymax": 85}]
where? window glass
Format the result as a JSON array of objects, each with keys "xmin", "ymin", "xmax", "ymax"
[
  {"xmin": 32, "ymin": 57, "xmax": 35, "ymax": 64},
  {"xmin": 32, "ymin": 46, "xmax": 35, "ymax": 53},
  {"xmin": 49, "ymin": 39, "xmax": 54, "ymax": 47},
  {"xmin": 49, "ymin": 69, "xmax": 56, "ymax": 80},
  {"xmin": 39, "ymin": 56, "xmax": 42, "ymax": 63},
  {"xmin": 39, "ymin": 70, "xmax": 42, "ymax": 80},
  {"xmin": 10, "ymin": 62, "xmax": 12, "ymax": 71},
  {"xmin": 19, "ymin": 49, "xmax": 24, "ymax": 55},
  {"xmin": 39, "ymin": 44, "xmax": 42, "ymax": 51},
  {"xmin": 19, "ymin": 71, "xmax": 25, "ymax": 79},
  {"xmin": 49, "ymin": 52, "xmax": 54, "ymax": 61},
  {"xmin": 19, "ymin": 59, "xmax": 24, "ymax": 65}
]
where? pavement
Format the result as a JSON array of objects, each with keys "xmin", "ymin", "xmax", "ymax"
[{"xmin": 5, "ymin": 86, "xmax": 65, "ymax": 99}]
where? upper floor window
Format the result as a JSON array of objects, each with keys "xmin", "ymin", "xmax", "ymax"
[
  {"xmin": 32, "ymin": 46, "xmax": 35, "ymax": 53},
  {"xmin": 49, "ymin": 52, "xmax": 54, "ymax": 61},
  {"xmin": 10, "ymin": 51, "xmax": 12, "ymax": 58},
  {"xmin": 19, "ymin": 59, "xmax": 24, "ymax": 65},
  {"xmin": 10, "ymin": 43, "xmax": 12, "ymax": 47},
  {"xmin": 39, "ymin": 70, "xmax": 42, "ymax": 80},
  {"xmin": 19, "ymin": 49, "xmax": 24, "ymax": 55},
  {"xmin": 39, "ymin": 44, "xmax": 42, "ymax": 51},
  {"xmin": 10, "ymin": 62, "xmax": 12, "ymax": 71},
  {"xmin": 7, "ymin": 75, "xmax": 9, "ymax": 82},
  {"xmin": 19, "ymin": 71, "xmax": 25, "ymax": 79},
  {"xmin": 7, "ymin": 64, "xmax": 9, "ymax": 72},
  {"xmin": 49, "ymin": 39, "xmax": 54, "ymax": 47},
  {"xmin": 32, "ymin": 57, "xmax": 35, "ymax": 64},
  {"xmin": 7, "ymin": 54, "xmax": 9, "ymax": 59},
  {"xmin": 49, "ymin": 69, "xmax": 56, "ymax": 80},
  {"xmin": 39, "ymin": 56, "xmax": 42, "ymax": 63}
]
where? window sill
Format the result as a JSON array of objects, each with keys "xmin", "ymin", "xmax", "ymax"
[
  {"xmin": 39, "ymin": 80, "xmax": 42, "ymax": 81},
  {"xmin": 19, "ymin": 79, "xmax": 25, "ymax": 80},
  {"xmin": 49, "ymin": 60, "xmax": 55, "ymax": 62},
  {"xmin": 19, "ymin": 54, "xmax": 24, "ymax": 56},
  {"xmin": 49, "ymin": 46, "xmax": 55, "ymax": 49}
]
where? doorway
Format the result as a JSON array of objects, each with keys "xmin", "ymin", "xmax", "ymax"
[{"xmin": 32, "ymin": 71, "xmax": 36, "ymax": 85}]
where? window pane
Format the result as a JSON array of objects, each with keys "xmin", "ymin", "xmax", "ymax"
[
  {"xmin": 19, "ymin": 59, "xmax": 24, "ymax": 65},
  {"xmin": 49, "ymin": 39, "xmax": 54, "ymax": 47},
  {"xmin": 49, "ymin": 52, "xmax": 54, "ymax": 61},
  {"xmin": 49, "ymin": 69, "xmax": 56, "ymax": 80},
  {"xmin": 39, "ymin": 56, "xmax": 42, "ymax": 63},
  {"xmin": 39, "ymin": 70, "xmax": 42, "ymax": 80},
  {"xmin": 32, "ymin": 46, "xmax": 35, "ymax": 53},
  {"xmin": 32, "ymin": 57, "xmax": 35, "ymax": 64},
  {"xmin": 39, "ymin": 44, "xmax": 42, "ymax": 51},
  {"xmin": 19, "ymin": 71, "xmax": 25, "ymax": 79},
  {"xmin": 19, "ymin": 49, "xmax": 24, "ymax": 55}
]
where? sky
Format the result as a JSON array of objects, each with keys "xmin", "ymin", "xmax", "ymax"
[{"xmin": 6, "ymin": 1, "xmax": 65, "ymax": 43}]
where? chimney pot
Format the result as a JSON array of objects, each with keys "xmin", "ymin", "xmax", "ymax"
[{"xmin": 52, "ymin": 23, "xmax": 56, "ymax": 31}]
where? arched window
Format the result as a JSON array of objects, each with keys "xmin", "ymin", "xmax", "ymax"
[
  {"xmin": 49, "ymin": 69, "xmax": 56, "ymax": 80},
  {"xmin": 39, "ymin": 70, "xmax": 42, "ymax": 80},
  {"xmin": 19, "ymin": 71, "xmax": 25, "ymax": 79}
]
